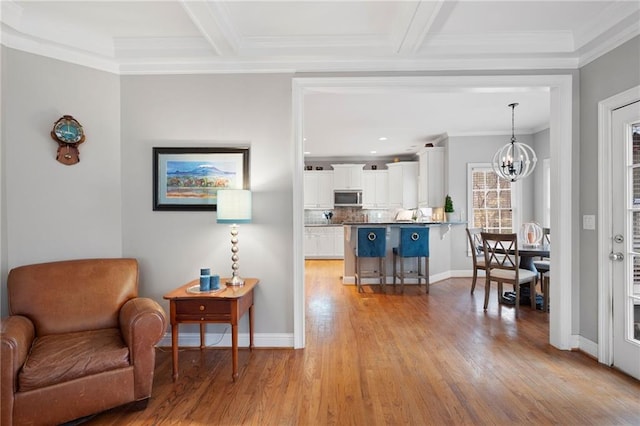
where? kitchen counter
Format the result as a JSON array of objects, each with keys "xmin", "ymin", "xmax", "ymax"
[
  {"xmin": 341, "ymin": 221, "xmax": 467, "ymax": 286},
  {"xmin": 305, "ymin": 221, "xmax": 448, "ymax": 226},
  {"xmin": 342, "ymin": 221, "xmax": 444, "ymax": 225}
]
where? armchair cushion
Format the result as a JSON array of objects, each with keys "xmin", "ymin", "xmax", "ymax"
[{"xmin": 19, "ymin": 328, "xmax": 129, "ymax": 392}]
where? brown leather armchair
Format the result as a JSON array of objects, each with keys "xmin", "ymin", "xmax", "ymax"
[{"xmin": 1, "ymin": 258, "xmax": 167, "ymax": 426}]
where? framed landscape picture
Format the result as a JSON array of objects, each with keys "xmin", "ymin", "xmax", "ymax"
[{"xmin": 153, "ymin": 147, "xmax": 250, "ymax": 211}]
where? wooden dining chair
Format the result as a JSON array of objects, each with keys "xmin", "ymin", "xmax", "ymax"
[
  {"xmin": 466, "ymin": 227, "xmax": 487, "ymax": 294},
  {"xmin": 481, "ymin": 232, "xmax": 538, "ymax": 318},
  {"xmin": 533, "ymin": 227, "xmax": 550, "ymax": 310},
  {"xmin": 541, "ymin": 271, "xmax": 550, "ymax": 312}
]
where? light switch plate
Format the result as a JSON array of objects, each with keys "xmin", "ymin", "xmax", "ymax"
[{"xmin": 583, "ymin": 214, "xmax": 596, "ymax": 230}]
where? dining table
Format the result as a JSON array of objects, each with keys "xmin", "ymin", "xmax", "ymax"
[
  {"xmin": 477, "ymin": 242, "xmax": 550, "ymax": 308},
  {"xmin": 477, "ymin": 242, "xmax": 550, "ymax": 272}
]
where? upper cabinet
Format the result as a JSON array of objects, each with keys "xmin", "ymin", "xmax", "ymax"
[
  {"xmin": 362, "ymin": 170, "xmax": 388, "ymax": 209},
  {"xmin": 331, "ymin": 164, "xmax": 364, "ymax": 190},
  {"xmin": 304, "ymin": 171, "xmax": 334, "ymax": 209},
  {"xmin": 417, "ymin": 147, "xmax": 446, "ymax": 208},
  {"xmin": 386, "ymin": 162, "xmax": 418, "ymax": 209}
]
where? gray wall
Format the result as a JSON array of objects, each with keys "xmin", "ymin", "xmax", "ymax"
[
  {"xmin": 532, "ymin": 128, "xmax": 551, "ymax": 225},
  {"xmin": 3, "ymin": 35, "xmax": 638, "ymax": 346},
  {"xmin": 1, "ymin": 47, "xmax": 122, "ymax": 315},
  {"xmin": 579, "ymin": 36, "xmax": 640, "ymax": 342},
  {"xmin": 447, "ymin": 134, "xmax": 537, "ymax": 272},
  {"xmin": 120, "ymin": 74, "xmax": 294, "ymax": 335}
]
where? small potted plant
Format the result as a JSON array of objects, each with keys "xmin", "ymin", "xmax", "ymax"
[{"xmin": 444, "ymin": 194, "xmax": 455, "ymax": 222}]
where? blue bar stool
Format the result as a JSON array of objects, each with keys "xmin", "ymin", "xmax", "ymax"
[
  {"xmin": 392, "ymin": 227, "xmax": 430, "ymax": 294},
  {"xmin": 354, "ymin": 227, "xmax": 387, "ymax": 293}
]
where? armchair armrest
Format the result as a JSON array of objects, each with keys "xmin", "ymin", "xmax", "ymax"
[
  {"xmin": 119, "ymin": 298, "xmax": 167, "ymax": 399},
  {"xmin": 119, "ymin": 297, "xmax": 167, "ymax": 352},
  {"xmin": 2, "ymin": 315, "xmax": 35, "ymax": 425}
]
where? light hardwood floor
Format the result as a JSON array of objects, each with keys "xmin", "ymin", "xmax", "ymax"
[{"xmin": 85, "ymin": 260, "xmax": 640, "ymax": 425}]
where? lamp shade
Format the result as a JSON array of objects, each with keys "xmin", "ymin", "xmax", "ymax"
[{"xmin": 216, "ymin": 189, "xmax": 252, "ymax": 224}]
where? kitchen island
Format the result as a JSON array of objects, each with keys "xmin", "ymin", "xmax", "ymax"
[{"xmin": 342, "ymin": 222, "xmax": 464, "ymax": 286}]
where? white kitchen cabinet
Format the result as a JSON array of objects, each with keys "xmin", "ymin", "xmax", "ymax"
[
  {"xmin": 316, "ymin": 227, "xmax": 335, "ymax": 256},
  {"xmin": 304, "ymin": 226, "xmax": 344, "ymax": 259},
  {"xmin": 418, "ymin": 147, "xmax": 445, "ymax": 208},
  {"xmin": 334, "ymin": 226, "xmax": 344, "ymax": 257},
  {"xmin": 362, "ymin": 170, "xmax": 388, "ymax": 209},
  {"xmin": 386, "ymin": 162, "xmax": 419, "ymax": 209},
  {"xmin": 304, "ymin": 227, "xmax": 316, "ymax": 257},
  {"xmin": 304, "ymin": 171, "xmax": 333, "ymax": 209},
  {"xmin": 331, "ymin": 164, "xmax": 364, "ymax": 190}
]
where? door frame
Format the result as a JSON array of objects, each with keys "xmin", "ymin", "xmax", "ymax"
[
  {"xmin": 292, "ymin": 74, "xmax": 574, "ymax": 350},
  {"xmin": 597, "ymin": 84, "xmax": 640, "ymax": 365}
]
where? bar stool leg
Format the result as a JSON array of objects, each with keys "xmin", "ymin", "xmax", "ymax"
[
  {"xmin": 392, "ymin": 251, "xmax": 397, "ymax": 292},
  {"xmin": 355, "ymin": 257, "xmax": 363, "ymax": 293},
  {"xmin": 400, "ymin": 257, "xmax": 405, "ymax": 294},
  {"xmin": 379, "ymin": 257, "xmax": 386, "ymax": 293}
]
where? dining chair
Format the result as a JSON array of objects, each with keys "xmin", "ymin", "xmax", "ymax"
[
  {"xmin": 481, "ymin": 232, "xmax": 538, "ymax": 318},
  {"xmin": 533, "ymin": 227, "xmax": 550, "ymax": 309},
  {"xmin": 466, "ymin": 227, "xmax": 487, "ymax": 294},
  {"xmin": 541, "ymin": 271, "xmax": 550, "ymax": 312}
]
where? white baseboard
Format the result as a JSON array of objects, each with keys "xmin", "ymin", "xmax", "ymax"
[
  {"xmin": 448, "ymin": 269, "xmax": 486, "ymax": 278},
  {"xmin": 574, "ymin": 335, "xmax": 598, "ymax": 359},
  {"xmin": 343, "ymin": 271, "xmax": 456, "ymax": 285},
  {"xmin": 158, "ymin": 332, "xmax": 294, "ymax": 348}
]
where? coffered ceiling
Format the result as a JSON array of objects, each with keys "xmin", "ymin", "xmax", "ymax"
[
  {"xmin": 2, "ymin": 1, "xmax": 638, "ymax": 158},
  {"xmin": 2, "ymin": 1, "xmax": 637, "ymax": 74}
]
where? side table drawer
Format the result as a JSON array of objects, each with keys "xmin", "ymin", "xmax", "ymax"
[{"xmin": 174, "ymin": 299, "xmax": 231, "ymax": 321}]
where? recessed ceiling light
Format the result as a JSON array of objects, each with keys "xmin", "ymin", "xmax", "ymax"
[
  {"xmin": 304, "ymin": 151, "xmax": 311, "ymax": 155},
  {"xmin": 370, "ymin": 150, "xmax": 377, "ymax": 154},
  {"xmin": 378, "ymin": 137, "xmax": 387, "ymax": 141}
]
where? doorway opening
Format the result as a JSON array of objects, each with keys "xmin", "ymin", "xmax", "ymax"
[{"xmin": 293, "ymin": 75, "xmax": 574, "ymax": 350}]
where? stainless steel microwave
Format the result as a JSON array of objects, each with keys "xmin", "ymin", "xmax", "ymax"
[{"xmin": 334, "ymin": 190, "xmax": 362, "ymax": 207}]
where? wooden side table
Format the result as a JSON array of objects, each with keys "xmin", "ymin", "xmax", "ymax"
[{"xmin": 163, "ymin": 278, "xmax": 259, "ymax": 382}]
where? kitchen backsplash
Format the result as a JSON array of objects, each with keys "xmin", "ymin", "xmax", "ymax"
[{"xmin": 305, "ymin": 207, "xmax": 394, "ymax": 224}]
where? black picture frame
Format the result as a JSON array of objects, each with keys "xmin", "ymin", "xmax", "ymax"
[{"xmin": 153, "ymin": 147, "xmax": 250, "ymax": 211}]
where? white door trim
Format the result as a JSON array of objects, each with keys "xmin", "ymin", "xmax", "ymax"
[
  {"xmin": 597, "ymin": 84, "xmax": 640, "ymax": 365},
  {"xmin": 292, "ymin": 75, "xmax": 574, "ymax": 350}
]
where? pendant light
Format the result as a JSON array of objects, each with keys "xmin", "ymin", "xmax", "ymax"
[{"xmin": 491, "ymin": 103, "xmax": 537, "ymax": 182}]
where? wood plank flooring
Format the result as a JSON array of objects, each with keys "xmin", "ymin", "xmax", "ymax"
[{"xmin": 85, "ymin": 260, "xmax": 640, "ymax": 425}]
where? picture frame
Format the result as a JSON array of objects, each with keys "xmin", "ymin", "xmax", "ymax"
[{"xmin": 153, "ymin": 147, "xmax": 250, "ymax": 211}]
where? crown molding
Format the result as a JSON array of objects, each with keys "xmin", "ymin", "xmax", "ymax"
[
  {"xmin": 114, "ymin": 37, "xmax": 214, "ymax": 58},
  {"xmin": 116, "ymin": 54, "xmax": 579, "ymax": 75},
  {"xmin": 573, "ymin": 1, "xmax": 640, "ymax": 50},
  {"xmin": 577, "ymin": 11, "xmax": 640, "ymax": 68},
  {"xmin": 423, "ymin": 31, "xmax": 574, "ymax": 54},
  {"xmin": 2, "ymin": 0, "xmax": 635, "ymax": 76},
  {"xmin": 0, "ymin": 22, "xmax": 582, "ymax": 75},
  {"xmin": 1, "ymin": 24, "xmax": 119, "ymax": 74}
]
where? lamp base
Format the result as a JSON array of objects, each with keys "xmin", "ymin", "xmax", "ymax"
[{"xmin": 226, "ymin": 275, "xmax": 245, "ymax": 286}]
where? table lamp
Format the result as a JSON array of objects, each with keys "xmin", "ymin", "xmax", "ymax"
[{"xmin": 216, "ymin": 189, "xmax": 252, "ymax": 286}]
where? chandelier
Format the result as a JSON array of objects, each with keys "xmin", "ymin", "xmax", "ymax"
[{"xmin": 491, "ymin": 103, "xmax": 537, "ymax": 182}]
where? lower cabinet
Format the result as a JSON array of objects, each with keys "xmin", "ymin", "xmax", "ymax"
[{"xmin": 304, "ymin": 226, "xmax": 344, "ymax": 259}]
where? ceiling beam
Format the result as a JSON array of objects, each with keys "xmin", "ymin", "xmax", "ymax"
[
  {"xmin": 396, "ymin": 0, "xmax": 446, "ymax": 54},
  {"xmin": 179, "ymin": 0, "xmax": 238, "ymax": 56}
]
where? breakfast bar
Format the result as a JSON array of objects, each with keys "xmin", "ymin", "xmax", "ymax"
[{"xmin": 342, "ymin": 222, "xmax": 458, "ymax": 286}]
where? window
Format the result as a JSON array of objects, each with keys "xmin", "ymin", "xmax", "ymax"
[{"xmin": 467, "ymin": 164, "xmax": 516, "ymax": 233}]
